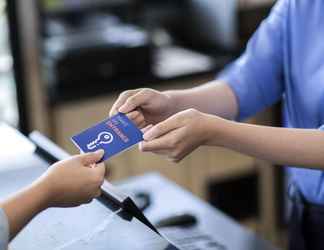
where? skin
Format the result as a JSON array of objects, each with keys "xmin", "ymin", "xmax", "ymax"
[
  {"xmin": 110, "ymin": 81, "xmax": 237, "ymax": 126},
  {"xmin": 110, "ymin": 81, "xmax": 324, "ymax": 169},
  {"xmin": 0, "ymin": 150, "xmax": 106, "ymax": 240}
]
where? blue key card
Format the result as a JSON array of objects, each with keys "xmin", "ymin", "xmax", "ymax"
[{"xmin": 71, "ymin": 113, "xmax": 143, "ymax": 162}]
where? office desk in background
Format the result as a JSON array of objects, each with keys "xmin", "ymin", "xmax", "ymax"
[{"xmin": 0, "ymin": 124, "xmax": 278, "ymax": 250}]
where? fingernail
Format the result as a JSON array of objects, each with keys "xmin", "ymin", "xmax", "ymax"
[
  {"xmin": 143, "ymin": 131, "xmax": 154, "ymax": 141},
  {"xmin": 143, "ymin": 133, "xmax": 149, "ymax": 141},
  {"xmin": 142, "ymin": 125, "xmax": 153, "ymax": 140},
  {"xmin": 139, "ymin": 142, "xmax": 148, "ymax": 152},
  {"xmin": 138, "ymin": 142, "xmax": 144, "ymax": 151},
  {"xmin": 118, "ymin": 105, "xmax": 127, "ymax": 113},
  {"xmin": 143, "ymin": 124, "xmax": 153, "ymax": 131}
]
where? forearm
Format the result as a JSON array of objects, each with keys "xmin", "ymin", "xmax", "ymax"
[
  {"xmin": 165, "ymin": 80, "xmax": 238, "ymax": 120},
  {"xmin": 207, "ymin": 117, "xmax": 324, "ymax": 169},
  {"xmin": 0, "ymin": 181, "xmax": 50, "ymax": 240}
]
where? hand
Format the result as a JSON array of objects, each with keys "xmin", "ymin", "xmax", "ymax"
[
  {"xmin": 140, "ymin": 109, "xmax": 213, "ymax": 163},
  {"xmin": 36, "ymin": 150, "xmax": 106, "ymax": 208},
  {"xmin": 110, "ymin": 88, "xmax": 175, "ymax": 129}
]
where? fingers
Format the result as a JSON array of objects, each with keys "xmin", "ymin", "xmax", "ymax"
[
  {"xmin": 94, "ymin": 190, "xmax": 102, "ymax": 198},
  {"xmin": 141, "ymin": 124, "xmax": 153, "ymax": 134},
  {"xmin": 126, "ymin": 110, "xmax": 142, "ymax": 120},
  {"xmin": 88, "ymin": 164, "xmax": 105, "ymax": 201},
  {"xmin": 110, "ymin": 90, "xmax": 138, "ymax": 116},
  {"xmin": 87, "ymin": 164, "xmax": 105, "ymax": 202},
  {"xmin": 86, "ymin": 189, "xmax": 102, "ymax": 204},
  {"xmin": 139, "ymin": 136, "xmax": 172, "ymax": 152},
  {"xmin": 79, "ymin": 149, "xmax": 105, "ymax": 166},
  {"xmin": 138, "ymin": 125, "xmax": 153, "ymax": 151},
  {"xmin": 93, "ymin": 163, "xmax": 106, "ymax": 184},
  {"xmin": 126, "ymin": 110, "xmax": 146, "ymax": 128},
  {"xmin": 143, "ymin": 113, "xmax": 183, "ymax": 141},
  {"xmin": 140, "ymin": 126, "xmax": 190, "ymax": 163},
  {"xmin": 140, "ymin": 138, "xmax": 184, "ymax": 163},
  {"xmin": 119, "ymin": 89, "xmax": 152, "ymax": 114},
  {"xmin": 147, "ymin": 149, "xmax": 170, "ymax": 156}
]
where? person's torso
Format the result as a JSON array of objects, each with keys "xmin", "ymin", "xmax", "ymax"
[{"xmin": 283, "ymin": 0, "xmax": 324, "ymax": 204}]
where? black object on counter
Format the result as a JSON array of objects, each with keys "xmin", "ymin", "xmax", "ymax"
[{"xmin": 155, "ymin": 213, "xmax": 198, "ymax": 228}]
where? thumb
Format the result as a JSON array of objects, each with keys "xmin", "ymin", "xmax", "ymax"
[
  {"xmin": 119, "ymin": 90, "xmax": 151, "ymax": 114},
  {"xmin": 80, "ymin": 150, "xmax": 105, "ymax": 166}
]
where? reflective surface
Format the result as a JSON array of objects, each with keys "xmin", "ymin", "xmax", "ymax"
[
  {"xmin": 0, "ymin": 127, "xmax": 276, "ymax": 250},
  {"xmin": 52, "ymin": 205, "xmax": 179, "ymax": 250},
  {"xmin": 0, "ymin": 150, "xmax": 179, "ymax": 250}
]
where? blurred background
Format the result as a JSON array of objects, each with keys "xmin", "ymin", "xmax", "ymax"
[{"xmin": 3, "ymin": 0, "xmax": 289, "ymax": 249}]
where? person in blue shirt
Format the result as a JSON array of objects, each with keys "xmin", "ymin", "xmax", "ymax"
[{"xmin": 110, "ymin": 0, "xmax": 324, "ymax": 249}]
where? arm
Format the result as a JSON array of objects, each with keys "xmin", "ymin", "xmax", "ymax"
[
  {"xmin": 164, "ymin": 80, "xmax": 238, "ymax": 120},
  {"xmin": 111, "ymin": 1, "xmax": 288, "ymax": 128},
  {"xmin": 1, "ymin": 181, "xmax": 50, "ymax": 240},
  {"xmin": 136, "ymin": 0, "xmax": 291, "ymax": 162},
  {"xmin": 141, "ymin": 110, "xmax": 324, "ymax": 169},
  {"xmin": 208, "ymin": 117, "xmax": 324, "ymax": 169},
  {"xmin": 0, "ymin": 150, "xmax": 105, "ymax": 241},
  {"xmin": 110, "ymin": 81, "xmax": 238, "ymax": 129}
]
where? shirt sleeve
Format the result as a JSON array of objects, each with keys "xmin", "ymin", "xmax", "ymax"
[
  {"xmin": 217, "ymin": 0, "xmax": 289, "ymax": 120},
  {"xmin": 0, "ymin": 209, "xmax": 9, "ymax": 250}
]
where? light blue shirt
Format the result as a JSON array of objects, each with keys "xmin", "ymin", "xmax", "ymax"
[{"xmin": 218, "ymin": 0, "xmax": 324, "ymax": 204}]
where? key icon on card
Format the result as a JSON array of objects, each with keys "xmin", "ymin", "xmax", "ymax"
[
  {"xmin": 71, "ymin": 113, "xmax": 143, "ymax": 162},
  {"xmin": 87, "ymin": 132, "xmax": 114, "ymax": 150}
]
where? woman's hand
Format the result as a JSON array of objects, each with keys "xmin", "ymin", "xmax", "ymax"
[
  {"xmin": 140, "ymin": 109, "xmax": 217, "ymax": 163},
  {"xmin": 110, "ymin": 88, "xmax": 176, "ymax": 129},
  {"xmin": 36, "ymin": 150, "xmax": 106, "ymax": 208},
  {"xmin": 1, "ymin": 150, "xmax": 106, "ymax": 240}
]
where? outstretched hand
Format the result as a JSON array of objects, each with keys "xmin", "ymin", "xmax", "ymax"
[
  {"xmin": 38, "ymin": 150, "xmax": 106, "ymax": 208},
  {"xmin": 140, "ymin": 109, "xmax": 213, "ymax": 163},
  {"xmin": 0, "ymin": 150, "xmax": 107, "ymax": 240},
  {"xmin": 110, "ymin": 88, "xmax": 175, "ymax": 129}
]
